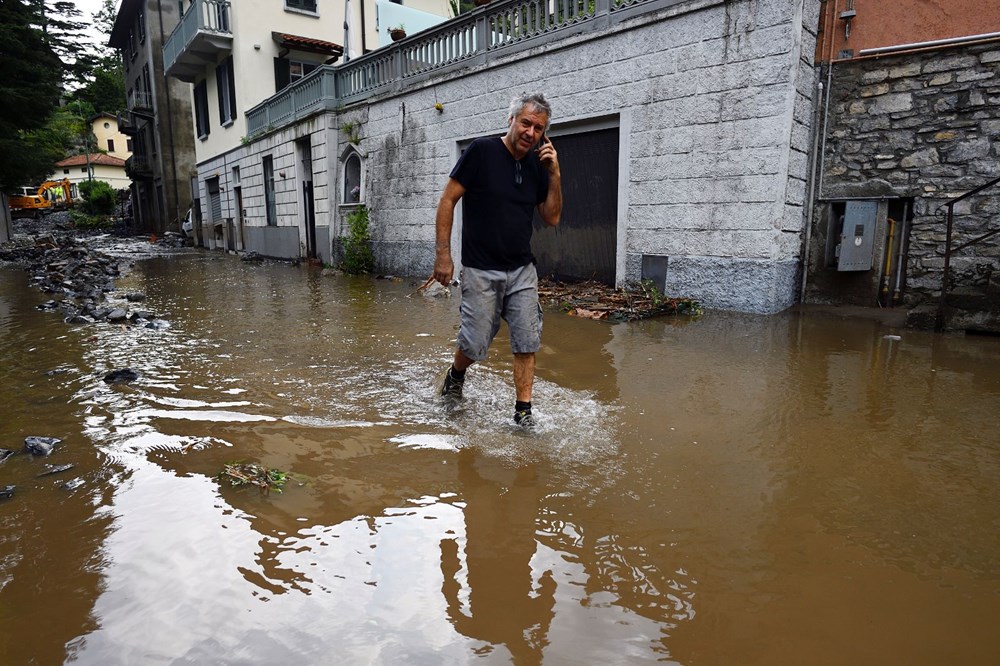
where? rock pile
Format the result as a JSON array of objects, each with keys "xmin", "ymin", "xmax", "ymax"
[{"xmin": 1, "ymin": 233, "xmax": 168, "ymax": 329}]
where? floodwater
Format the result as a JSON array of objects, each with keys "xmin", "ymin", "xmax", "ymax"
[{"xmin": 1, "ymin": 248, "xmax": 999, "ymax": 665}]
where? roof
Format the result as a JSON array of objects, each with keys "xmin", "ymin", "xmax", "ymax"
[
  {"xmin": 272, "ymin": 32, "xmax": 344, "ymax": 58},
  {"xmin": 56, "ymin": 154, "xmax": 127, "ymax": 168}
]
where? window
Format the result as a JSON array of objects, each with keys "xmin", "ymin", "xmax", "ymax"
[
  {"xmin": 286, "ymin": 0, "xmax": 318, "ymax": 12},
  {"xmin": 142, "ymin": 64, "xmax": 152, "ymax": 106},
  {"xmin": 81, "ymin": 168, "xmax": 88, "ymax": 173},
  {"xmin": 138, "ymin": 8, "xmax": 146, "ymax": 43},
  {"xmin": 104, "ymin": 122, "xmax": 110, "ymax": 129},
  {"xmin": 273, "ymin": 58, "xmax": 318, "ymax": 91},
  {"xmin": 108, "ymin": 139, "xmax": 115, "ymax": 152},
  {"xmin": 194, "ymin": 80, "xmax": 210, "ymax": 139},
  {"xmin": 342, "ymin": 150, "xmax": 362, "ymax": 203},
  {"xmin": 63, "ymin": 169, "xmax": 69, "ymax": 175},
  {"xmin": 263, "ymin": 156, "xmax": 277, "ymax": 226},
  {"xmin": 216, "ymin": 56, "xmax": 237, "ymax": 126},
  {"xmin": 128, "ymin": 29, "xmax": 136, "ymax": 61},
  {"xmin": 127, "ymin": 139, "xmax": 133, "ymax": 152}
]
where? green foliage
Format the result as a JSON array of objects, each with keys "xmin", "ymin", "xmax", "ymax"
[
  {"xmin": 78, "ymin": 180, "xmax": 116, "ymax": 215},
  {"xmin": 69, "ymin": 208, "xmax": 113, "ymax": 230},
  {"xmin": 76, "ymin": 64, "xmax": 126, "ymax": 115},
  {"xmin": 219, "ymin": 462, "xmax": 289, "ymax": 495},
  {"xmin": 0, "ymin": 0, "xmax": 63, "ymax": 191},
  {"xmin": 341, "ymin": 120, "xmax": 361, "ymax": 145},
  {"xmin": 340, "ymin": 205, "xmax": 375, "ymax": 275}
]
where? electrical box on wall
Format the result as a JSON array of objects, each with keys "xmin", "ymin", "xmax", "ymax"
[{"xmin": 837, "ymin": 201, "xmax": 877, "ymax": 271}]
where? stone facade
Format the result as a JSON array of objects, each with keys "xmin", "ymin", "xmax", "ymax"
[
  {"xmin": 199, "ymin": 0, "xmax": 821, "ymax": 314},
  {"xmin": 806, "ymin": 42, "xmax": 1000, "ymax": 308}
]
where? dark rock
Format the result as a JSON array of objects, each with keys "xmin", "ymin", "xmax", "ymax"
[
  {"xmin": 37, "ymin": 300, "xmax": 59, "ymax": 311},
  {"xmin": 66, "ymin": 314, "xmax": 94, "ymax": 325},
  {"xmin": 62, "ymin": 478, "xmax": 84, "ymax": 491},
  {"xmin": 0, "ymin": 485, "xmax": 14, "ymax": 500},
  {"xmin": 107, "ymin": 308, "xmax": 128, "ymax": 322},
  {"xmin": 125, "ymin": 292, "xmax": 146, "ymax": 302},
  {"xmin": 0, "ymin": 448, "xmax": 14, "ymax": 463},
  {"xmin": 129, "ymin": 310, "xmax": 155, "ymax": 321},
  {"xmin": 104, "ymin": 368, "xmax": 139, "ymax": 384},
  {"xmin": 241, "ymin": 251, "xmax": 262, "ymax": 262},
  {"xmin": 145, "ymin": 319, "xmax": 170, "ymax": 330},
  {"xmin": 24, "ymin": 436, "xmax": 61, "ymax": 456},
  {"xmin": 38, "ymin": 463, "xmax": 74, "ymax": 477}
]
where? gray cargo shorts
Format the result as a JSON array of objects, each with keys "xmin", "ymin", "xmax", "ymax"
[{"xmin": 456, "ymin": 264, "xmax": 543, "ymax": 361}]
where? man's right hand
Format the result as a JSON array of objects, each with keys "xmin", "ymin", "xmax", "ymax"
[{"xmin": 434, "ymin": 254, "xmax": 454, "ymax": 286}]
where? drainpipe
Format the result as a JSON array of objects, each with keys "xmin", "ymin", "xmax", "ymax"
[
  {"xmin": 359, "ymin": 0, "xmax": 367, "ymax": 54},
  {"xmin": 157, "ymin": 0, "xmax": 181, "ymax": 234},
  {"xmin": 799, "ymin": 64, "xmax": 826, "ymax": 302},
  {"xmin": 858, "ymin": 32, "xmax": 1000, "ymax": 57}
]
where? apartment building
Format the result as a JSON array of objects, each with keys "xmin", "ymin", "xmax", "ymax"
[
  {"xmin": 805, "ymin": 0, "xmax": 1000, "ymax": 330},
  {"xmin": 163, "ymin": 0, "xmax": 448, "ymax": 253},
  {"xmin": 110, "ymin": 0, "xmax": 197, "ymax": 234}
]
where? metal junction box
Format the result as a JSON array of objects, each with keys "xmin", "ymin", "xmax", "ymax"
[{"xmin": 837, "ymin": 201, "xmax": 878, "ymax": 271}]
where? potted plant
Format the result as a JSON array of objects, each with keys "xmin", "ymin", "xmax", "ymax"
[{"xmin": 388, "ymin": 24, "xmax": 406, "ymax": 41}]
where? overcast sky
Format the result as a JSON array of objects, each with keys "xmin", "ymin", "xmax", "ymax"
[{"xmin": 74, "ymin": 0, "xmax": 111, "ymax": 48}]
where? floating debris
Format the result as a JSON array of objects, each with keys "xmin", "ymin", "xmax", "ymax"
[
  {"xmin": 538, "ymin": 279, "xmax": 702, "ymax": 321},
  {"xmin": 218, "ymin": 462, "xmax": 289, "ymax": 495},
  {"xmin": 0, "ymin": 485, "xmax": 14, "ymax": 500}
]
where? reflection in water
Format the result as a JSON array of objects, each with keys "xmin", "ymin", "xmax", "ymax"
[
  {"xmin": 1, "ymin": 252, "xmax": 999, "ymax": 664},
  {"xmin": 441, "ymin": 449, "xmax": 555, "ymax": 663}
]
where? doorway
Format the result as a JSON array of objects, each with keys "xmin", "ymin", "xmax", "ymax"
[{"xmin": 531, "ymin": 127, "xmax": 619, "ymax": 285}]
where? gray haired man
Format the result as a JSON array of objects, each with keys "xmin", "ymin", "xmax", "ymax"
[{"xmin": 433, "ymin": 93, "xmax": 563, "ymax": 427}]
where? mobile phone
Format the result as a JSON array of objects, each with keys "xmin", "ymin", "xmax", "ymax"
[{"xmin": 534, "ymin": 133, "xmax": 546, "ymax": 153}]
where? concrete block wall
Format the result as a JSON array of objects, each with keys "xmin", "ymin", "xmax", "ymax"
[
  {"xmin": 345, "ymin": 0, "xmax": 820, "ymax": 312},
  {"xmin": 199, "ymin": 0, "xmax": 820, "ymax": 312}
]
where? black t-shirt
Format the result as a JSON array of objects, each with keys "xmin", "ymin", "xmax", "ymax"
[{"xmin": 450, "ymin": 136, "xmax": 549, "ymax": 271}]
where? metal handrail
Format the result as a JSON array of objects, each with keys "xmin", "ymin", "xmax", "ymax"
[{"xmin": 935, "ymin": 174, "xmax": 1000, "ymax": 331}]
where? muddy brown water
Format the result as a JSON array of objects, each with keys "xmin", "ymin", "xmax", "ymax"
[{"xmin": 1, "ymin": 249, "xmax": 999, "ymax": 664}]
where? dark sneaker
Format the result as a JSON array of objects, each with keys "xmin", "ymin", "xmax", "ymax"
[
  {"xmin": 441, "ymin": 368, "xmax": 464, "ymax": 399},
  {"xmin": 514, "ymin": 409, "xmax": 536, "ymax": 428}
]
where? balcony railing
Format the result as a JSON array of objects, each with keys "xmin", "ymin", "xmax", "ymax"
[
  {"xmin": 128, "ymin": 90, "xmax": 154, "ymax": 112},
  {"xmin": 246, "ymin": 0, "xmax": 671, "ymax": 137},
  {"xmin": 125, "ymin": 155, "xmax": 153, "ymax": 179},
  {"xmin": 163, "ymin": 0, "xmax": 233, "ymax": 82}
]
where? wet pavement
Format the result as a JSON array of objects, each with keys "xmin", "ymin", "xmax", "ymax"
[{"xmin": 1, "ymin": 243, "xmax": 999, "ymax": 664}]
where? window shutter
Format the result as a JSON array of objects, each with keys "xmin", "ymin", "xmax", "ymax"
[
  {"xmin": 227, "ymin": 57, "xmax": 237, "ymax": 119},
  {"xmin": 274, "ymin": 58, "xmax": 290, "ymax": 92},
  {"xmin": 216, "ymin": 61, "xmax": 226, "ymax": 124}
]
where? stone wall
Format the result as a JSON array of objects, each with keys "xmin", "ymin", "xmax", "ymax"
[
  {"xmin": 356, "ymin": 0, "xmax": 820, "ymax": 313},
  {"xmin": 202, "ymin": 0, "xmax": 821, "ymax": 313},
  {"xmin": 808, "ymin": 42, "xmax": 1000, "ymax": 306}
]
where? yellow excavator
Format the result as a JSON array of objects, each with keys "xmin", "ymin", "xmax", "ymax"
[{"xmin": 7, "ymin": 178, "xmax": 74, "ymax": 218}]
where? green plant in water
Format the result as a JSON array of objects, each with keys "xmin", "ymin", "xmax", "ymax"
[
  {"xmin": 340, "ymin": 205, "xmax": 375, "ymax": 275},
  {"xmin": 219, "ymin": 462, "xmax": 288, "ymax": 494}
]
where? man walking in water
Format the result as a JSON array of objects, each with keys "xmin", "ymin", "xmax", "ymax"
[{"xmin": 433, "ymin": 93, "xmax": 563, "ymax": 427}]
